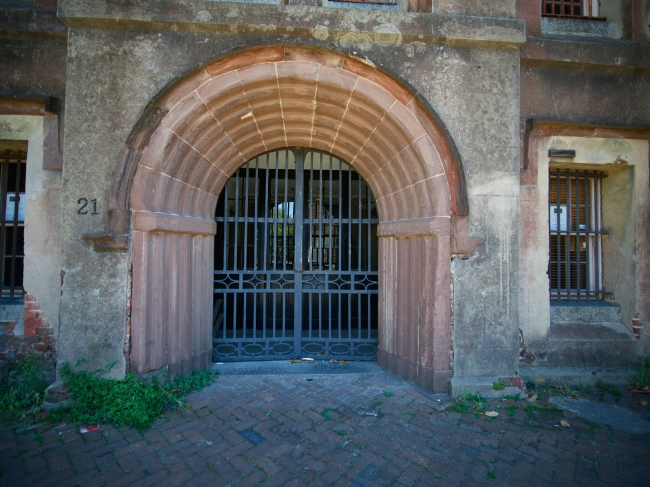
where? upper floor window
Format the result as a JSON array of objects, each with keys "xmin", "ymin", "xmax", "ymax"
[{"xmin": 542, "ymin": 0, "xmax": 604, "ymax": 20}]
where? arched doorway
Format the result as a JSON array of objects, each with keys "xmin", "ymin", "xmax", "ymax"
[
  {"xmin": 108, "ymin": 45, "xmax": 469, "ymax": 392},
  {"xmin": 212, "ymin": 148, "xmax": 379, "ymax": 361}
]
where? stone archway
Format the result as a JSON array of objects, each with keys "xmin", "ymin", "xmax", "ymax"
[{"xmin": 108, "ymin": 45, "xmax": 469, "ymax": 392}]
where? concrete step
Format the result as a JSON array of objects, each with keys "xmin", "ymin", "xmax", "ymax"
[
  {"xmin": 519, "ymin": 365, "xmax": 632, "ymax": 386},
  {"xmin": 527, "ymin": 322, "xmax": 639, "ymax": 368}
]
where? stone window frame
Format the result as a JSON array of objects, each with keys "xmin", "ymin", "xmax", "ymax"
[{"xmin": 520, "ymin": 120, "xmax": 650, "ymax": 342}]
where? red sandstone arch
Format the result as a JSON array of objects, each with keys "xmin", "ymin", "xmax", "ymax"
[{"xmin": 107, "ymin": 45, "xmax": 470, "ymax": 392}]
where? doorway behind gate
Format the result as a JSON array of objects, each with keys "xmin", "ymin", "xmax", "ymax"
[{"xmin": 212, "ymin": 148, "xmax": 379, "ymax": 361}]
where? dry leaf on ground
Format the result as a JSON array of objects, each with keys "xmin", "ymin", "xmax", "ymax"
[
  {"xmin": 640, "ymin": 401, "xmax": 648, "ymax": 406},
  {"xmin": 560, "ymin": 420, "xmax": 570, "ymax": 428},
  {"xmin": 526, "ymin": 392, "xmax": 538, "ymax": 402},
  {"xmin": 485, "ymin": 411, "xmax": 499, "ymax": 417}
]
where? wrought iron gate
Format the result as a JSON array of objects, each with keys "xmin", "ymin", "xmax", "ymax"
[{"xmin": 212, "ymin": 148, "xmax": 379, "ymax": 361}]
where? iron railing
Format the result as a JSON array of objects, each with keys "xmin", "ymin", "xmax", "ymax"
[
  {"xmin": 213, "ymin": 148, "xmax": 379, "ymax": 361},
  {"xmin": 549, "ymin": 169, "xmax": 605, "ymax": 301}
]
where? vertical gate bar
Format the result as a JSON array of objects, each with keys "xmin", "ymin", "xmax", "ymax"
[
  {"xmin": 318, "ymin": 155, "xmax": 323, "ymax": 272},
  {"xmin": 347, "ymin": 169, "xmax": 352, "ymax": 272},
  {"xmin": 294, "ymin": 149, "xmax": 304, "ymax": 356},
  {"xmin": 338, "ymin": 160, "xmax": 342, "ymax": 274},
  {"xmin": 357, "ymin": 175, "xmax": 362, "ymax": 273},
  {"xmin": 253, "ymin": 156, "xmax": 259, "ymax": 336},
  {"xmin": 328, "ymin": 154, "xmax": 333, "ymax": 272},
  {"xmin": 234, "ymin": 168, "xmax": 240, "ymax": 272},
  {"xmin": 263, "ymin": 152, "xmax": 270, "ymax": 271},
  {"xmin": 273, "ymin": 152, "xmax": 279, "ymax": 272},
  {"xmin": 263, "ymin": 153, "xmax": 269, "ymax": 339},
  {"xmin": 365, "ymin": 181, "xmax": 371, "ymax": 337},
  {"xmin": 243, "ymin": 164, "xmax": 250, "ymax": 334},
  {"xmin": 283, "ymin": 150, "xmax": 289, "ymax": 272}
]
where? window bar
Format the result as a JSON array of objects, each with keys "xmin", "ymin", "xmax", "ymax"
[
  {"xmin": 584, "ymin": 175, "xmax": 591, "ymax": 300},
  {"xmin": 563, "ymin": 174, "xmax": 570, "ymax": 297},
  {"xmin": 555, "ymin": 174, "xmax": 561, "ymax": 298},
  {"xmin": 575, "ymin": 175, "xmax": 581, "ymax": 301},
  {"xmin": 595, "ymin": 177, "xmax": 602, "ymax": 299},
  {"xmin": 8, "ymin": 154, "xmax": 21, "ymax": 300},
  {"xmin": 0, "ymin": 151, "xmax": 7, "ymax": 299}
]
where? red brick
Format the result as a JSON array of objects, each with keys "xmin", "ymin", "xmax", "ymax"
[
  {"xmin": 24, "ymin": 328, "xmax": 37, "ymax": 336},
  {"xmin": 34, "ymin": 343, "xmax": 49, "ymax": 352},
  {"xmin": 24, "ymin": 319, "xmax": 46, "ymax": 328},
  {"xmin": 41, "ymin": 335, "xmax": 56, "ymax": 344},
  {"xmin": 38, "ymin": 327, "xmax": 54, "ymax": 335},
  {"xmin": 24, "ymin": 293, "xmax": 37, "ymax": 302},
  {"xmin": 23, "ymin": 302, "xmax": 41, "ymax": 311},
  {"xmin": 24, "ymin": 311, "xmax": 42, "ymax": 319},
  {"xmin": 5, "ymin": 322, "xmax": 17, "ymax": 334}
]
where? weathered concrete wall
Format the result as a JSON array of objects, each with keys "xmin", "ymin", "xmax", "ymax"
[{"xmin": 56, "ymin": 0, "xmax": 524, "ymax": 383}]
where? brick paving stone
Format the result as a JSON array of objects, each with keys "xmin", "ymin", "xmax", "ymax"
[{"xmin": 3, "ymin": 370, "xmax": 650, "ymax": 486}]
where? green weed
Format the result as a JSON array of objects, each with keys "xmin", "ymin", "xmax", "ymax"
[
  {"xmin": 492, "ymin": 378, "xmax": 506, "ymax": 391},
  {"xmin": 384, "ymin": 391, "xmax": 394, "ymax": 398},
  {"xmin": 448, "ymin": 393, "xmax": 487, "ymax": 414},
  {"xmin": 0, "ymin": 352, "xmax": 49, "ymax": 423},
  {"xmin": 630, "ymin": 356, "xmax": 650, "ymax": 389},
  {"xmin": 487, "ymin": 471, "xmax": 496, "ymax": 480},
  {"xmin": 57, "ymin": 362, "xmax": 217, "ymax": 431},
  {"xmin": 596, "ymin": 380, "xmax": 622, "ymax": 398},
  {"xmin": 320, "ymin": 408, "xmax": 333, "ymax": 421}
]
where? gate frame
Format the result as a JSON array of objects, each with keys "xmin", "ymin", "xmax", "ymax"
[{"xmin": 99, "ymin": 44, "xmax": 477, "ymax": 392}]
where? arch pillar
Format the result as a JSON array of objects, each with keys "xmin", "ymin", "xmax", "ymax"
[
  {"xmin": 378, "ymin": 217, "xmax": 451, "ymax": 391},
  {"xmin": 130, "ymin": 212, "xmax": 215, "ymax": 376}
]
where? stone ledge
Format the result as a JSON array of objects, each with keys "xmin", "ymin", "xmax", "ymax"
[
  {"xmin": 57, "ymin": 0, "xmax": 525, "ymax": 50},
  {"xmin": 521, "ymin": 37, "xmax": 650, "ymax": 75},
  {"xmin": 0, "ymin": 8, "xmax": 67, "ymax": 42}
]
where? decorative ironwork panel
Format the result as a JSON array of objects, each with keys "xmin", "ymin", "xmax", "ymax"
[{"xmin": 213, "ymin": 149, "xmax": 379, "ymax": 361}]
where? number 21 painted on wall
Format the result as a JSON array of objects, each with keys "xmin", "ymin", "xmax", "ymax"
[{"xmin": 77, "ymin": 198, "xmax": 99, "ymax": 215}]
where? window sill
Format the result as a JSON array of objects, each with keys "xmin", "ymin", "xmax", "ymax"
[{"xmin": 541, "ymin": 16, "xmax": 618, "ymax": 39}]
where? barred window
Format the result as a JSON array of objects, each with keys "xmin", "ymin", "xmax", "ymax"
[
  {"xmin": 549, "ymin": 170, "xmax": 605, "ymax": 301},
  {"xmin": 542, "ymin": 0, "xmax": 603, "ymax": 19},
  {"xmin": 0, "ymin": 148, "xmax": 26, "ymax": 300}
]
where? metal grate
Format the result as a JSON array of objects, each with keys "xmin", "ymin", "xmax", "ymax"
[
  {"xmin": 549, "ymin": 170, "xmax": 605, "ymax": 301},
  {"xmin": 542, "ymin": 0, "xmax": 602, "ymax": 18},
  {"xmin": 0, "ymin": 149, "xmax": 26, "ymax": 300},
  {"xmin": 213, "ymin": 148, "xmax": 379, "ymax": 361}
]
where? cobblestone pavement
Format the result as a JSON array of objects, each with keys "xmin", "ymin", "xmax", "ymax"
[{"xmin": 1, "ymin": 366, "xmax": 649, "ymax": 487}]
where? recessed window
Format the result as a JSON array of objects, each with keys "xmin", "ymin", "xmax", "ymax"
[
  {"xmin": 549, "ymin": 170, "xmax": 605, "ymax": 301},
  {"xmin": 542, "ymin": 0, "xmax": 604, "ymax": 19},
  {"xmin": 0, "ymin": 147, "xmax": 26, "ymax": 300}
]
